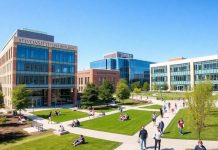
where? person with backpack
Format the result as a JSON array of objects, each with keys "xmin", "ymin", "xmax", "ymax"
[{"xmin": 138, "ymin": 126, "xmax": 148, "ymax": 150}]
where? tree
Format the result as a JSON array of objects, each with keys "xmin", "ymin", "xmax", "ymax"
[
  {"xmin": 116, "ymin": 79, "xmax": 130, "ymax": 102},
  {"xmin": 12, "ymin": 85, "xmax": 31, "ymax": 114},
  {"xmin": 81, "ymin": 83, "xmax": 98, "ymax": 107},
  {"xmin": 0, "ymin": 91, "xmax": 4, "ymax": 108},
  {"xmin": 99, "ymin": 80, "xmax": 114, "ymax": 104},
  {"xmin": 130, "ymin": 81, "xmax": 141, "ymax": 91},
  {"xmin": 133, "ymin": 88, "xmax": 141, "ymax": 94},
  {"xmin": 142, "ymin": 82, "xmax": 149, "ymax": 91},
  {"xmin": 152, "ymin": 83, "xmax": 159, "ymax": 91},
  {"xmin": 186, "ymin": 81, "xmax": 214, "ymax": 139},
  {"xmin": 161, "ymin": 83, "xmax": 168, "ymax": 90}
]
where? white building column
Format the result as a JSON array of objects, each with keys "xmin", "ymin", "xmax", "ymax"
[
  {"xmin": 190, "ymin": 61, "xmax": 195, "ymax": 90},
  {"xmin": 167, "ymin": 64, "xmax": 171, "ymax": 91}
]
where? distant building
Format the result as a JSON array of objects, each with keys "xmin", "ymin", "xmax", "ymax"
[
  {"xmin": 150, "ymin": 55, "xmax": 218, "ymax": 91},
  {"xmin": 77, "ymin": 69, "xmax": 119, "ymax": 92},
  {"xmin": 90, "ymin": 51, "xmax": 154, "ymax": 84},
  {"xmin": 0, "ymin": 29, "xmax": 77, "ymax": 108}
]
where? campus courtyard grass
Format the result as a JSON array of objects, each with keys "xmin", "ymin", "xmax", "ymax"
[
  {"xmin": 81, "ymin": 110, "xmax": 157, "ymax": 135},
  {"xmin": 141, "ymin": 104, "xmax": 162, "ymax": 109},
  {"xmin": 32, "ymin": 109, "xmax": 87, "ymax": 122},
  {"xmin": 0, "ymin": 132, "xmax": 121, "ymax": 150},
  {"xmin": 163, "ymin": 108, "xmax": 218, "ymax": 140},
  {"xmin": 94, "ymin": 105, "xmax": 118, "ymax": 113}
]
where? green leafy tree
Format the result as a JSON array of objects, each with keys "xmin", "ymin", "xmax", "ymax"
[
  {"xmin": 161, "ymin": 83, "xmax": 168, "ymax": 90},
  {"xmin": 130, "ymin": 81, "xmax": 141, "ymax": 91},
  {"xmin": 81, "ymin": 83, "xmax": 98, "ymax": 107},
  {"xmin": 133, "ymin": 88, "xmax": 141, "ymax": 94},
  {"xmin": 116, "ymin": 79, "xmax": 130, "ymax": 102},
  {"xmin": 186, "ymin": 81, "xmax": 214, "ymax": 139},
  {"xmin": 152, "ymin": 83, "xmax": 159, "ymax": 91},
  {"xmin": 0, "ymin": 92, "xmax": 4, "ymax": 108},
  {"xmin": 12, "ymin": 85, "xmax": 32, "ymax": 114},
  {"xmin": 142, "ymin": 82, "xmax": 149, "ymax": 91},
  {"xmin": 99, "ymin": 80, "xmax": 114, "ymax": 104}
]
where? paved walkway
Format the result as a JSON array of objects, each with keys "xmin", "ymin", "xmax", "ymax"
[{"xmin": 23, "ymin": 100, "xmax": 218, "ymax": 150}]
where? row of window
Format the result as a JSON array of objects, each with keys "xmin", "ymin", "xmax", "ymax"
[
  {"xmin": 152, "ymin": 67, "xmax": 167, "ymax": 74},
  {"xmin": 152, "ymin": 76, "xmax": 167, "ymax": 82},
  {"xmin": 195, "ymin": 74, "xmax": 218, "ymax": 81},
  {"xmin": 17, "ymin": 61, "xmax": 48, "ymax": 72},
  {"xmin": 0, "ymin": 46, "xmax": 13, "ymax": 67},
  {"xmin": 52, "ymin": 64, "xmax": 74, "ymax": 73},
  {"xmin": 17, "ymin": 44, "xmax": 48, "ymax": 60},
  {"xmin": 52, "ymin": 49, "xmax": 74, "ymax": 63},
  {"xmin": 16, "ymin": 75, "xmax": 48, "ymax": 85},
  {"xmin": 78, "ymin": 77, "xmax": 90, "ymax": 85},
  {"xmin": 170, "ymin": 75, "xmax": 190, "ymax": 81},
  {"xmin": 52, "ymin": 76, "xmax": 74, "ymax": 85},
  {"xmin": 194, "ymin": 60, "xmax": 218, "ymax": 70},
  {"xmin": 170, "ymin": 63, "xmax": 190, "ymax": 72}
]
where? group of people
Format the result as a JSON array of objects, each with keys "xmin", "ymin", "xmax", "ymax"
[
  {"xmin": 120, "ymin": 113, "xmax": 129, "ymax": 121},
  {"xmin": 139, "ymin": 126, "xmax": 162, "ymax": 150},
  {"xmin": 48, "ymin": 110, "xmax": 61, "ymax": 124},
  {"xmin": 71, "ymin": 120, "xmax": 80, "ymax": 127}
]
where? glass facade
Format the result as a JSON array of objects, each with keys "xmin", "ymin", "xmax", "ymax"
[
  {"xmin": 129, "ymin": 59, "xmax": 150, "ymax": 84},
  {"xmin": 16, "ymin": 44, "xmax": 76, "ymax": 106},
  {"xmin": 151, "ymin": 66, "xmax": 167, "ymax": 85},
  {"xmin": 16, "ymin": 44, "xmax": 49, "ymax": 87},
  {"xmin": 194, "ymin": 59, "xmax": 218, "ymax": 91},
  {"xmin": 170, "ymin": 63, "xmax": 190, "ymax": 91},
  {"xmin": 52, "ymin": 48, "xmax": 75, "ymax": 87},
  {"xmin": 90, "ymin": 57, "xmax": 153, "ymax": 84}
]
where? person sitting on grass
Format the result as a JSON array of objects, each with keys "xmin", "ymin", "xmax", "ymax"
[
  {"xmin": 73, "ymin": 135, "xmax": 85, "ymax": 146},
  {"xmin": 120, "ymin": 114, "xmax": 129, "ymax": 121}
]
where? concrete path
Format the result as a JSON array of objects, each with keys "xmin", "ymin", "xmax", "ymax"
[{"xmin": 22, "ymin": 100, "xmax": 218, "ymax": 150}]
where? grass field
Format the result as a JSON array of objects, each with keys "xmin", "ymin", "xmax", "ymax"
[
  {"xmin": 141, "ymin": 104, "xmax": 162, "ymax": 109},
  {"xmin": 116, "ymin": 99, "xmax": 148, "ymax": 106},
  {"xmin": 32, "ymin": 109, "xmax": 88, "ymax": 122},
  {"xmin": 0, "ymin": 132, "xmax": 121, "ymax": 150},
  {"xmin": 81, "ymin": 110, "xmax": 157, "ymax": 135},
  {"xmin": 94, "ymin": 105, "xmax": 118, "ymax": 113},
  {"xmin": 163, "ymin": 108, "xmax": 218, "ymax": 140}
]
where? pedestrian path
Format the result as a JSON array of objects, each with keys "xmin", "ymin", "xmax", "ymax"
[{"xmin": 23, "ymin": 100, "xmax": 218, "ymax": 150}]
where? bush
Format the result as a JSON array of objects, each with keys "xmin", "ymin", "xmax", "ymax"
[{"xmin": 0, "ymin": 116, "xmax": 7, "ymax": 124}]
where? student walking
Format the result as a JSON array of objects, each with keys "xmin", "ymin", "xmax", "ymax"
[
  {"xmin": 152, "ymin": 112, "xmax": 157, "ymax": 126},
  {"xmin": 160, "ymin": 107, "xmax": 163, "ymax": 118},
  {"xmin": 178, "ymin": 118, "xmax": 184, "ymax": 135},
  {"xmin": 154, "ymin": 127, "xmax": 162, "ymax": 150},
  {"xmin": 158, "ymin": 121, "xmax": 164, "ymax": 134},
  {"xmin": 168, "ymin": 102, "xmax": 171, "ymax": 111},
  {"xmin": 138, "ymin": 126, "xmax": 148, "ymax": 150},
  {"xmin": 194, "ymin": 140, "xmax": 206, "ymax": 150}
]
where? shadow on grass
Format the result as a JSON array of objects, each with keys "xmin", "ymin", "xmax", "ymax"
[
  {"xmin": 163, "ymin": 131, "xmax": 170, "ymax": 134},
  {"xmin": 183, "ymin": 131, "xmax": 191, "ymax": 135},
  {"xmin": 0, "ymin": 131, "xmax": 28, "ymax": 143},
  {"xmin": 206, "ymin": 124, "xmax": 218, "ymax": 127}
]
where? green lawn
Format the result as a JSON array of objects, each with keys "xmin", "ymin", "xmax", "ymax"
[
  {"xmin": 94, "ymin": 105, "xmax": 118, "ymax": 113},
  {"xmin": 116, "ymin": 99, "xmax": 147, "ymax": 106},
  {"xmin": 141, "ymin": 104, "xmax": 162, "ymax": 109},
  {"xmin": 81, "ymin": 110, "xmax": 157, "ymax": 135},
  {"xmin": 164, "ymin": 108, "xmax": 218, "ymax": 140},
  {"xmin": 32, "ymin": 109, "xmax": 88, "ymax": 122},
  {"xmin": 0, "ymin": 132, "xmax": 121, "ymax": 150}
]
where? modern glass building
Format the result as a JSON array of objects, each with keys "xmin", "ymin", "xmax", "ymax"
[
  {"xmin": 90, "ymin": 51, "xmax": 154, "ymax": 84},
  {"xmin": 150, "ymin": 56, "xmax": 218, "ymax": 91},
  {"xmin": 0, "ymin": 29, "xmax": 77, "ymax": 108}
]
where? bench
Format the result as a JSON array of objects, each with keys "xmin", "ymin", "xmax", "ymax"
[{"xmin": 32, "ymin": 121, "xmax": 44, "ymax": 132}]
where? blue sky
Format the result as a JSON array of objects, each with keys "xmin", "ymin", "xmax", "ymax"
[{"xmin": 0, "ymin": 0, "xmax": 218, "ymax": 69}]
